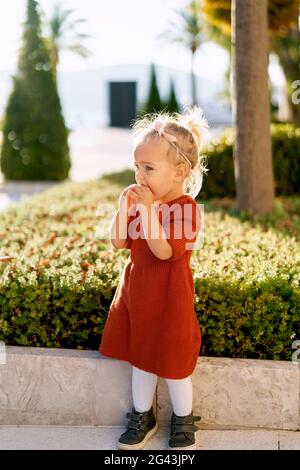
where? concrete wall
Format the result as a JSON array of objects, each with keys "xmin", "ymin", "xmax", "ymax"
[{"xmin": 0, "ymin": 346, "xmax": 299, "ymax": 429}]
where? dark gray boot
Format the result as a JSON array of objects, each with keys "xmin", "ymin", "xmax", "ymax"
[
  {"xmin": 117, "ymin": 406, "xmax": 158, "ymax": 450},
  {"xmin": 168, "ymin": 410, "xmax": 201, "ymax": 450}
]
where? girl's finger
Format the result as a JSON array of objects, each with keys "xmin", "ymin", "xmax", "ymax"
[
  {"xmin": 128, "ymin": 190, "xmax": 137, "ymax": 200},
  {"xmin": 130, "ymin": 189, "xmax": 140, "ymax": 196}
]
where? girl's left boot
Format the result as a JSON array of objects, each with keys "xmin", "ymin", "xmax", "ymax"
[{"xmin": 168, "ymin": 410, "xmax": 201, "ymax": 450}]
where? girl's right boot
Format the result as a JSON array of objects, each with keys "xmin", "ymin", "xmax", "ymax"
[{"xmin": 117, "ymin": 406, "xmax": 158, "ymax": 450}]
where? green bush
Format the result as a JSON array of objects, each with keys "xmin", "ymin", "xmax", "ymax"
[
  {"xmin": 0, "ymin": 177, "xmax": 299, "ymax": 359},
  {"xmin": 200, "ymin": 123, "xmax": 300, "ymax": 199}
]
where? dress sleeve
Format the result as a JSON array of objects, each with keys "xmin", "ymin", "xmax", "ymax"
[{"xmin": 162, "ymin": 200, "xmax": 201, "ymax": 262}]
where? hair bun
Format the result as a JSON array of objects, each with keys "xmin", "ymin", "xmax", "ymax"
[{"xmin": 176, "ymin": 105, "xmax": 209, "ymax": 149}]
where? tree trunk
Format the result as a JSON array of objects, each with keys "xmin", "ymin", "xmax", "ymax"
[
  {"xmin": 191, "ymin": 50, "xmax": 197, "ymax": 105},
  {"xmin": 53, "ymin": 45, "xmax": 59, "ymax": 86},
  {"xmin": 48, "ymin": 41, "xmax": 58, "ymax": 85},
  {"xmin": 232, "ymin": 0, "xmax": 275, "ymax": 216}
]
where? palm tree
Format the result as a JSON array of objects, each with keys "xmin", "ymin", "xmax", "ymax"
[
  {"xmin": 42, "ymin": 3, "xmax": 92, "ymax": 83},
  {"xmin": 202, "ymin": 0, "xmax": 300, "ymax": 125},
  {"xmin": 157, "ymin": 0, "xmax": 206, "ymax": 106},
  {"xmin": 232, "ymin": 0, "xmax": 275, "ymax": 215},
  {"xmin": 202, "ymin": 0, "xmax": 299, "ymax": 215}
]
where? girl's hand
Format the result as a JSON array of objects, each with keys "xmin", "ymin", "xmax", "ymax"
[
  {"xmin": 127, "ymin": 185, "xmax": 154, "ymax": 213},
  {"xmin": 118, "ymin": 184, "xmax": 140, "ymax": 216}
]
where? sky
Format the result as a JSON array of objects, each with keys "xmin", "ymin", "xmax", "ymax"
[{"xmin": 0, "ymin": 0, "xmax": 284, "ymax": 84}]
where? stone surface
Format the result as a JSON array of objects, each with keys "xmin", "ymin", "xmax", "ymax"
[
  {"xmin": 197, "ymin": 430, "xmax": 279, "ymax": 450},
  {"xmin": 0, "ymin": 426, "xmax": 299, "ymax": 450},
  {"xmin": 279, "ymin": 431, "xmax": 300, "ymax": 450},
  {"xmin": 0, "ymin": 347, "xmax": 155, "ymax": 426},
  {"xmin": 0, "ymin": 347, "xmax": 299, "ymax": 430},
  {"xmin": 157, "ymin": 357, "xmax": 299, "ymax": 430},
  {"xmin": 0, "ymin": 347, "xmax": 98, "ymax": 425},
  {"xmin": 94, "ymin": 356, "xmax": 134, "ymax": 426}
]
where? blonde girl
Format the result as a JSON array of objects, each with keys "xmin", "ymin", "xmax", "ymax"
[{"xmin": 99, "ymin": 105, "xmax": 209, "ymax": 450}]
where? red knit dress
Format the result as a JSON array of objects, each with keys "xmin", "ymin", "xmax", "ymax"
[{"xmin": 99, "ymin": 193, "xmax": 202, "ymax": 379}]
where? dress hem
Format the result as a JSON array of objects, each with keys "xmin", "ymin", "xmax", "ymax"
[{"xmin": 98, "ymin": 348, "xmax": 198, "ymax": 380}]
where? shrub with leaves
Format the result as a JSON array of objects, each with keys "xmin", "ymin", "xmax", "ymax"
[
  {"xmin": 201, "ymin": 124, "xmax": 300, "ymax": 199},
  {"xmin": 0, "ymin": 176, "xmax": 299, "ymax": 359}
]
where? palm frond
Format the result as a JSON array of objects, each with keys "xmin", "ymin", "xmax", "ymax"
[
  {"xmin": 53, "ymin": 5, "xmax": 74, "ymax": 24},
  {"xmin": 43, "ymin": 3, "xmax": 92, "ymax": 65},
  {"xmin": 156, "ymin": 0, "xmax": 205, "ymax": 52},
  {"xmin": 66, "ymin": 44, "xmax": 93, "ymax": 58},
  {"xmin": 73, "ymin": 33, "xmax": 91, "ymax": 39}
]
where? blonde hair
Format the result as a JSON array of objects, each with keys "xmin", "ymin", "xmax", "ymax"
[{"xmin": 131, "ymin": 105, "xmax": 210, "ymax": 198}]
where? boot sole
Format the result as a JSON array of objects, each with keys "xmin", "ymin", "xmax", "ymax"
[
  {"xmin": 117, "ymin": 423, "xmax": 159, "ymax": 450},
  {"xmin": 168, "ymin": 443, "xmax": 196, "ymax": 451}
]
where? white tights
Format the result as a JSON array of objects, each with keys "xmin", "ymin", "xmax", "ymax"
[{"xmin": 132, "ymin": 366, "xmax": 193, "ymax": 417}]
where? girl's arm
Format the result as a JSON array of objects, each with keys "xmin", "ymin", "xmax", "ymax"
[
  {"xmin": 110, "ymin": 209, "xmax": 130, "ymax": 249},
  {"xmin": 139, "ymin": 204, "xmax": 173, "ymax": 260},
  {"xmin": 110, "ymin": 185, "xmax": 138, "ymax": 249}
]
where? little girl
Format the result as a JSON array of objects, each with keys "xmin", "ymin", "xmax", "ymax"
[{"xmin": 99, "ymin": 105, "xmax": 209, "ymax": 451}]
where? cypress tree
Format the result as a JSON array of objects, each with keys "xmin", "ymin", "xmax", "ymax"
[
  {"xmin": 164, "ymin": 79, "xmax": 180, "ymax": 113},
  {"xmin": 138, "ymin": 63, "xmax": 166, "ymax": 116},
  {"xmin": 0, "ymin": 0, "xmax": 71, "ymax": 181}
]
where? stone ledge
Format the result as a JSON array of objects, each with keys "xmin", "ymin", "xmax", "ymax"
[{"xmin": 0, "ymin": 346, "xmax": 298, "ymax": 429}]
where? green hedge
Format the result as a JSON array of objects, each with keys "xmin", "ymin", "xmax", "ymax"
[
  {"xmin": 199, "ymin": 123, "xmax": 300, "ymax": 199},
  {"xmin": 0, "ymin": 178, "xmax": 299, "ymax": 359}
]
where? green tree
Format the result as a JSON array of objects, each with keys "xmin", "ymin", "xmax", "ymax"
[
  {"xmin": 202, "ymin": 0, "xmax": 299, "ymax": 215},
  {"xmin": 42, "ymin": 2, "xmax": 92, "ymax": 84},
  {"xmin": 0, "ymin": 0, "xmax": 71, "ymax": 181},
  {"xmin": 164, "ymin": 79, "xmax": 180, "ymax": 113},
  {"xmin": 157, "ymin": 0, "xmax": 206, "ymax": 106},
  {"xmin": 202, "ymin": 0, "xmax": 299, "ymax": 34},
  {"xmin": 138, "ymin": 63, "xmax": 166, "ymax": 116},
  {"xmin": 202, "ymin": 0, "xmax": 300, "ymax": 124},
  {"xmin": 232, "ymin": 0, "xmax": 275, "ymax": 216}
]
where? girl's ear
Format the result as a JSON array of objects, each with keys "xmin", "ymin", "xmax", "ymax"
[{"xmin": 175, "ymin": 162, "xmax": 188, "ymax": 181}]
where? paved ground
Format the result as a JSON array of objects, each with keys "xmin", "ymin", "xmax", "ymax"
[
  {"xmin": 68, "ymin": 127, "xmax": 134, "ymax": 182},
  {"xmin": 0, "ymin": 426, "xmax": 299, "ymax": 450}
]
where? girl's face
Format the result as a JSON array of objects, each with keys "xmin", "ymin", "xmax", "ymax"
[{"xmin": 133, "ymin": 137, "xmax": 185, "ymax": 202}]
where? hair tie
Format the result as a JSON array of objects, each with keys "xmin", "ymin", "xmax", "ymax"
[{"xmin": 153, "ymin": 120, "xmax": 192, "ymax": 169}]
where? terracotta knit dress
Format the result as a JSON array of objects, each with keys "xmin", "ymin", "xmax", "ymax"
[{"xmin": 99, "ymin": 193, "xmax": 202, "ymax": 379}]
